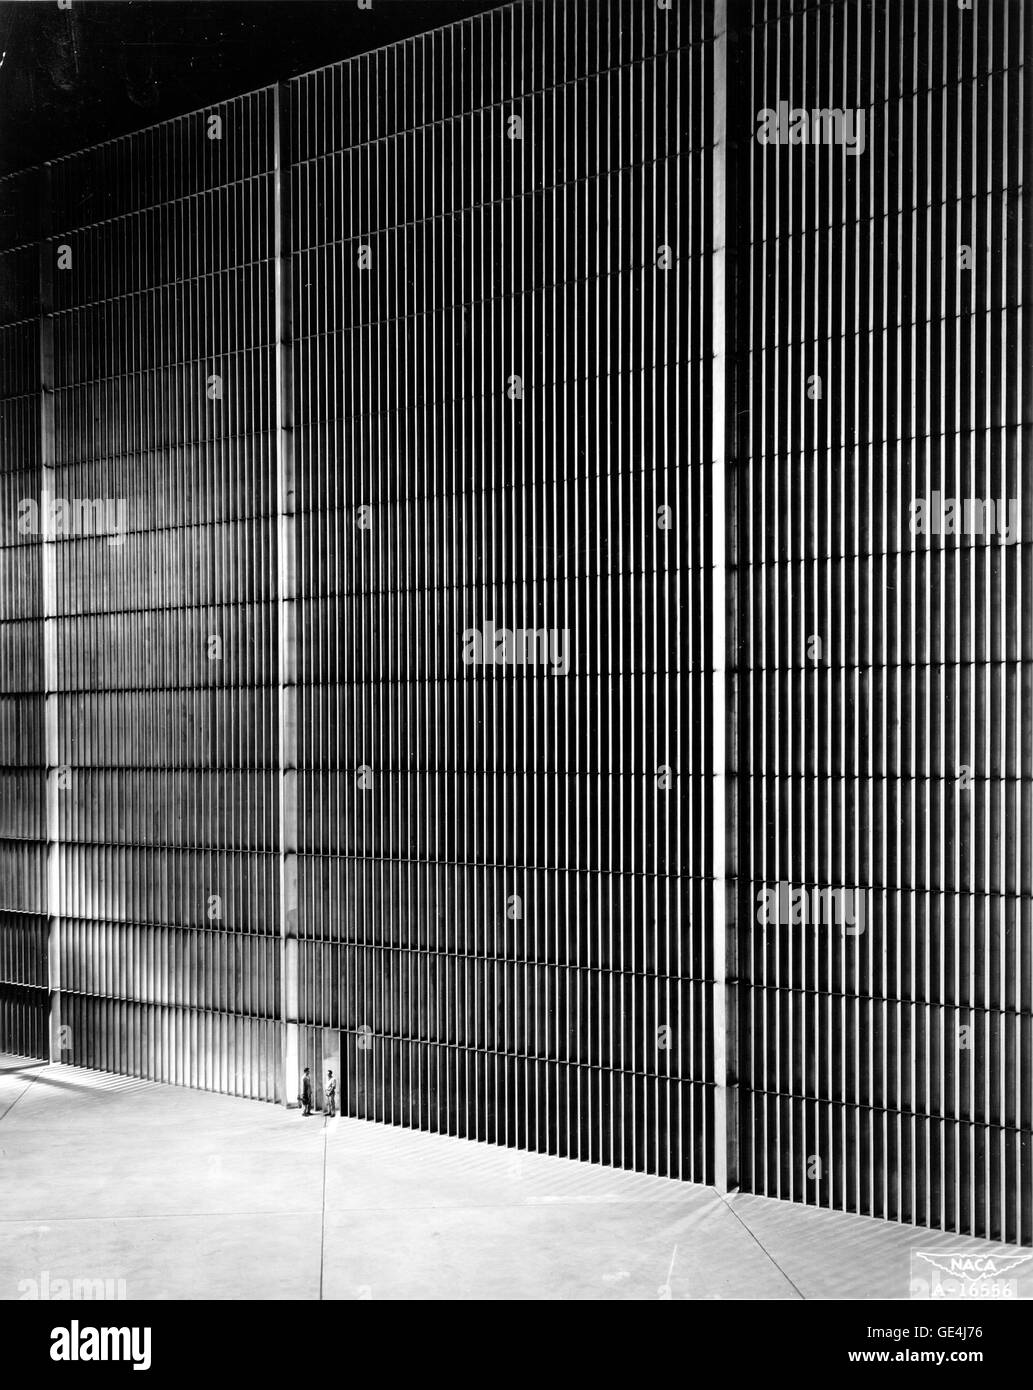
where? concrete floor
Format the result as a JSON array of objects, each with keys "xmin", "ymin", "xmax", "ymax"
[{"xmin": 0, "ymin": 1052, "xmax": 1021, "ymax": 1300}]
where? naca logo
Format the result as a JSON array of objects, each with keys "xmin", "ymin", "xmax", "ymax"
[{"xmin": 911, "ymin": 1251, "xmax": 1033, "ymax": 1301}]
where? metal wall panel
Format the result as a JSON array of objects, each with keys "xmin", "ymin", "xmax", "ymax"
[
  {"xmin": 288, "ymin": 0, "xmax": 714, "ymax": 1176},
  {"xmin": 35, "ymin": 92, "xmax": 283, "ymax": 1097},
  {"xmin": 0, "ymin": 167, "xmax": 47, "ymax": 1058},
  {"xmin": 736, "ymin": 0, "xmax": 1032, "ymax": 1242}
]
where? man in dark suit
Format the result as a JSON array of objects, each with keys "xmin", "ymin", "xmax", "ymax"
[{"xmin": 299, "ymin": 1067, "xmax": 312, "ymax": 1116}]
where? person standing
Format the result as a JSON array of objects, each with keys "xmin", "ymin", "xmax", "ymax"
[
  {"xmin": 325, "ymin": 1069, "xmax": 337, "ymax": 1119},
  {"xmin": 299, "ymin": 1067, "xmax": 312, "ymax": 1116}
]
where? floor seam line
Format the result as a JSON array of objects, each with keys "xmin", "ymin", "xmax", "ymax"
[
  {"xmin": 0, "ymin": 1199, "xmax": 709, "ymax": 1223},
  {"xmin": 715, "ymin": 1190, "xmax": 808, "ymax": 1301},
  {"xmin": 0, "ymin": 1210, "xmax": 327, "ymax": 1224},
  {"xmin": 0, "ymin": 1063, "xmax": 49, "ymax": 1126},
  {"xmin": 319, "ymin": 1116, "xmax": 329, "ymax": 1300}
]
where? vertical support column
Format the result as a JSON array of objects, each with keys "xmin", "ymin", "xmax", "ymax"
[
  {"xmin": 39, "ymin": 165, "xmax": 63, "ymax": 1065},
  {"xmin": 711, "ymin": 0, "xmax": 739, "ymax": 1193},
  {"xmin": 273, "ymin": 84, "xmax": 300, "ymax": 1106}
]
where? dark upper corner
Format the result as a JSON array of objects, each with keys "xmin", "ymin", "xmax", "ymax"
[{"xmin": 0, "ymin": 0, "xmax": 512, "ymax": 178}]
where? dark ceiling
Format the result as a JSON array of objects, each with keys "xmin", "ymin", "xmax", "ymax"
[{"xmin": 0, "ymin": 0, "xmax": 509, "ymax": 176}]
